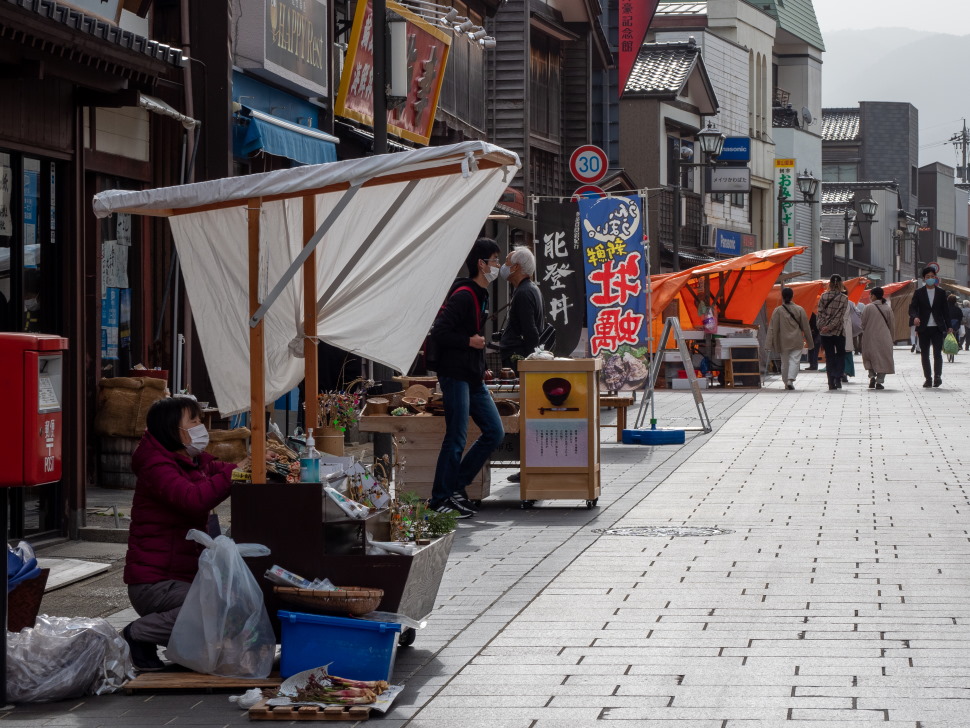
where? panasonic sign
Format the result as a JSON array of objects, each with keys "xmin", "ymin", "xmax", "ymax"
[{"xmin": 717, "ymin": 137, "xmax": 750, "ymax": 162}]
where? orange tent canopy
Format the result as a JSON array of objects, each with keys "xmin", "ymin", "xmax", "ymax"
[
  {"xmin": 765, "ymin": 276, "xmax": 870, "ymax": 321},
  {"xmin": 649, "ymin": 247, "xmax": 804, "ymax": 327},
  {"xmin": 857, "ymin": 279, "xmax": 915, "ymax": 305}
]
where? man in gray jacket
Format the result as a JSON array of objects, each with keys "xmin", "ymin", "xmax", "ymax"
[{"xmin": 499, "ymin": 246, "xmax": 545, "ymax": 372}]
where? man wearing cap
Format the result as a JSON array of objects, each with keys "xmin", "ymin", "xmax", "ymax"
[{"xmin": 908, "ymin": 265, "xmax": 953, "ymax": 388}]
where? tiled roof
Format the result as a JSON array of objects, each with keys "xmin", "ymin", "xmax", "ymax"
[
  {"xmin": 625, "ymin": 40, "xmax": 699, "ymax": 95},
  {"xmin": 2, "ymin": 0, "xmax": 183, "ymax": 67},
  {"xmin": 821, "ymin": 108, "xmax": 861, "ymax": 142},
  {"xmin": 656, "ymin": 2, "xmax": 708, "ymax": 15},
  {"xmin": 748, "ymin": 0, "xmax": 824, "ymax": 50},
  {"xmin": 773, "ymin": 107, "xmax": 800, "ymax": 128},
  {"xmin": 821, "ymin": 181, "xmax": 898, "ymax": 215}
]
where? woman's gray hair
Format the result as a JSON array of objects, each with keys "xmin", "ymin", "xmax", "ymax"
[{"xmin": 509, "ymin": 246, "xmax": 536, "ymax": 277}]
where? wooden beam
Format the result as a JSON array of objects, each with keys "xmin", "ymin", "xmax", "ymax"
[
  {"xmin": 303, "ymin": 195, "xmax": 319, "ymax": 435},
  {"xmin": 248, "ymin": 197, "xmax": 266, "ymax": 483}
]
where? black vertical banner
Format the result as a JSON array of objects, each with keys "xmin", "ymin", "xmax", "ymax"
[{"xmin": 536, "ymin": 201, "xmax": 585, "ymax": 356}]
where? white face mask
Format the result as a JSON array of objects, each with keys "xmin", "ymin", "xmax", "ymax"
[
  {"xmin": 483, "ymin": 263, "xmax": 500, "ymax": 283},
  {"xmin": 499, "ymin": 264, "xmax": 512, "ymax": 281},
  {"xmin": 182, "ymin": 424, "xmax": 209, "ymax": 456}
]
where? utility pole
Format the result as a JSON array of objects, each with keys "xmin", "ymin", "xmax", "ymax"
[{"xmin": 949, "ymin": 120, "xmax": 969, "ymax": 183}]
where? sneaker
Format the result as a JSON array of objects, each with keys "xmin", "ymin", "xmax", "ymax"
[
  {"xmin": 875, "ymin": 383, "xmax": 885, "ymax": 390},
  {"xmin": 430, "ymin": 497, "xmax": 474, "ymax": 519},
  {"xmin": 506, "ymin": 472, "xmax": 521, "ymax": 483},
  {"xmin": 452, "ymin": 493, "xmax": 479, "ymax": 512},
  {"xmin": 923, "ymin": 379, "xmax": 932, "ymax": 388},
  {"xmin": 785, "ymin": 382, "xmax": 794, "ymax": 390},
  {"xmin": 869, "ymin": 378, "xmax": 876, "ymax": 389},
  {"xmin": 934, "ymin": 377, "xmax": 942, "ymax": 388},
  {"xmin": 123, "ymin": 624, "xmax": 165, "ymax": 672}
]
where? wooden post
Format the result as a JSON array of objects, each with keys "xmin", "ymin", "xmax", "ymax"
[
  {"xmin": 248, "ymin": 197, "xmax": 267, "ymax": 482},
  {"xmin": 303, "ymin": 195, "xmax": 319, "ymax": 433}
]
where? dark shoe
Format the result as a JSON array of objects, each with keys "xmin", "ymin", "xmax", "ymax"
[
  {"xmin": 828, "ymin": 382, "xmax": 836, "ymax": 390},
  {"xmin": 430, "ymin": 497, "xmax": 474, "ymax": 519},
  {"xmin": 869, "ymin": 378, "xmax": 876, "ymax": 389},
  {"xmin": 452, "ymin": 493, "xmax": 479, "ymax": 512},
  {"xmin": 785, "ymin": 383, "xmax": 794, "ymax": 390},
  {"xmin": 875, "ymin": 383, "xmax": 885, "ymax": 390},
  {"xmin": 911, "ymin": 345, "xmax": 916, "ymax": 352},
  {"xmin": 506, "ymin": 472, "xmax": 521, "ymax": 483},
  {"xmin": 841, "ymin": 374, "xmax": 849, "ymax": 383},
  {"xmin": 123, "ymin": 624, "xmax": 165, "ymax": 672},
  {"xmin": 923, "ymin": 379, "xmax": 933, "ymax": 388},
  {"xmin": 836, "ymin": 381, "xmax": 842, "ymax": 389},
  {"xmin": 807, "ymin": 366, "xmax": 818, "ymax": 370},
  {"xmin": 934, "ymin": 377, "xmax": 942, "ymax": 388}
]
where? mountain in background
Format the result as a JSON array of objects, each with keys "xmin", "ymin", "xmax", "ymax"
[{"xmin": 821, "ymin": 28, "xmax": 970, "ymax": 170}]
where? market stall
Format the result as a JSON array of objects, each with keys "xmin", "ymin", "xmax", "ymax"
[{"xmin": 92, "ymin": 142, "xmax": 521, "ymax": 669}]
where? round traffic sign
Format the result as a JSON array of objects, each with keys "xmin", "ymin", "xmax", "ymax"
[
  {"xmin": 569, "ymin": 145, "xmax": 608, "ymax": 184},
  {"xmin": 571, "ymin": 184, "xmax": 606, "ymax": 201}
]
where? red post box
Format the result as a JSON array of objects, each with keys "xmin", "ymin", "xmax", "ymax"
[{"xmin": 0, "ymin": 334, "xmax": 69, "ymax": 487}]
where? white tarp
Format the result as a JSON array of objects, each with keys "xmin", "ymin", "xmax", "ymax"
[{"xmin": 93, "ymin": 142, "xmax": 520, "ymax": 415}]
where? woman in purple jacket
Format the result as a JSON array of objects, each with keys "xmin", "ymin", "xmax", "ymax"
[{"xmin": 121, "ymin": 396, "xmax": 238, "ymax": 671}]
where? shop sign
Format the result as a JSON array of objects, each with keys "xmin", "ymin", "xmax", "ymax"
[
  {"xmin": 335, "ymin": 0, "xmax": 451, "ymax": 146},
  {"xmin": 707, "ymin": 166, "xmax": 751, "ymax": 193},
  {"xmin": 60, "ymin": 0, "xmax": 122, "ymax": 24},
  {"xmin": 741, "ymin": 233, "xmax": 757, "ymax": 252},
  {"xmin": 718, "ymin": 137, "xmax": 750, "ymax": 162},
  {"xmin": 578, "ymin": 196, "xmax": 649, "ymax": 391},
  {"xmin": 916, "ymin": 207, "xmax": 933, "ymax": 232},
  {"xmin": 618, "ymin": 0, "xmax": 660, "ymax": 98},
  {"xmin": 775, "ymin": 158, "xmax": 795, "ymax": 248},
  {"xmin": 234, "ymin": 0, "xmax": 328, "ymax": 98},
  {"xmin": 714, "ymin": 228, "xmax": 743, "ymax": 256},
  {"xmin": 536, "ymin": 201, "xmax": 585, "ymax": 357}
]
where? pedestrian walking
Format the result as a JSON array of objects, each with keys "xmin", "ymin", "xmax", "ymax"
[
  {"xmin": 946, "ymin": 293, "xmax": 962, "ymax": 362},
  {"xmin": 428, "ymin": 237, "xmax": 505, "ymax": 518},
  {"xmin": 766, "ymin": 286, "xmax": 814, "ymax": 390},
  {"xmin": 861, "ymin": 287, "xmax": 895, "ymax": 390},
  {"xmin": 908, "ymin": 266, "xmax": 954, "ymax": 388},
  {"xmin": 817, "ymin": 275, "xmax": 849, "ymax": 391},
  {"xmin": 806, "ymin": 312, "xmax": 821, "ymax": 370},
  {"xmin": 960, "ymin": 299, "xmax": 970, "ymax": 350}
]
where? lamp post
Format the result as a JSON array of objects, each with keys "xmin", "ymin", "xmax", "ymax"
[
  {"xmin": 907, "ymin": 217, "xmax": 919, "ymax": 280},
  {"xmin": 842, "ymin": 197, "xmax": 878, "ymax": 278},
  {"xmin": 776, "ymin": 169, "xmax": 819, "ymax": 254},
  {"xmin": 672, "ymin": 122, "xmax": 725, "ymax": 271}
]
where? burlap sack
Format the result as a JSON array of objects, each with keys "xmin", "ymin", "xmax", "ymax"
[
  {"xmin": 205, "ymin": 428, "xmax": 251, "ymax": 464},
  {"xmin": 94, "ymin": 378, "xmax": 168, "ymax": 438}
]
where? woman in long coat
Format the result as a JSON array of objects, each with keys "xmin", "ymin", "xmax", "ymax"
[{"xmin": 861, "ymin": 286, "xmax": 895, "ymax": 389}]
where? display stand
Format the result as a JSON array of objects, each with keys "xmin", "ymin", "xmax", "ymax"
[
  {"xmin": 724, "ymin": 345, "xmax": 761, "ymax": 388},
  {"xmin": 517, "ymin": 359, "xmax": 601, "ymax": 509},
  {"xmin": 358, "ymin": 410, "xmax": 520, "ymax": 502}
]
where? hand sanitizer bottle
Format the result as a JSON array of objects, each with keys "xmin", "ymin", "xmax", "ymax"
[{"xmin": 299, "ymin": 428, "xmax": 322, "ymax": 482}]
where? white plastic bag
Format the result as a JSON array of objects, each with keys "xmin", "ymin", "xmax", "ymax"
[
  {"xmin": 166, "ymin": 530, "xmax": 275, "ymax": 678},
  {"xmin": 6, "ymin": 614, "xmax": 134, "ymax": 702}
]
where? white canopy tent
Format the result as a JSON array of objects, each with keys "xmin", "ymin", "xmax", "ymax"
[{"xmin": 93, "ymin": 141, "xmax": 520, "ymax": 479}]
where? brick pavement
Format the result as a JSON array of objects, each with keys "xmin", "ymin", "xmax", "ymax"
[{"xmin": 6, "ymin": 346, "xmax": 970, "ymax": 726}]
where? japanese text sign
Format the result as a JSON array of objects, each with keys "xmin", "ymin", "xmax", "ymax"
[
  {"xmin": 536, "ymin": 201, "xmax": 585, "ymax": 357},
  {"xmin": 618, "ymin": 0, "xmax": 660, "ymax": 97},
  {"xmin": 335, "ymin": 0, "xmax": 451, "ymax": 145},
  {"xmin": 579, "ymin": 196, "xmax": 647, "ymax": 359},
  {"xmin": 775, "ymin": 159, "xmax": 795, "ymax": 248}
]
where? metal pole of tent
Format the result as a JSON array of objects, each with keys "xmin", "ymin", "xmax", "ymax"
[
  {"xmin": 303, "ymin": 196, "xmax": 320, "ymax": 434},
  {"xmin": 248, "ymin": 198, "xmax": 267, "ymax": 481}
]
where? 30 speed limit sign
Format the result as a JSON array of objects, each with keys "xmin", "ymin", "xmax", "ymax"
[{"xmin": 568, "ymin": 145, "xmax": 608, "ymax": 184}]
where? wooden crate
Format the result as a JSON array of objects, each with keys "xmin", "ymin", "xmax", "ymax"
[
  {"xmin": 123, "ymin": 670, "xmax": 282, "ymax": 694},
  {"xmin": 249, "ymin": 698, "xmax": 371, "ymax": 721}
]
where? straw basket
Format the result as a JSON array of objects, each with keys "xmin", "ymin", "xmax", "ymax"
[
  {"xmin": 317, "ymin": 426, "xmax": 344, "ymax": 456},
  {"xmin": 273, "ymin": 586, "xmax": 384, "ymax": 616}
]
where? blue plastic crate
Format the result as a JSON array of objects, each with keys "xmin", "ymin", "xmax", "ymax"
[
  {"xmin": 622, "ymin": 428, "xmax": 686, "ymax": 445},
  {"xmin": 278, "ymin": 610, "xmax": 402, "ymax": 680}
]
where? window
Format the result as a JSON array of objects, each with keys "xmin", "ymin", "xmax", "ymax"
[
  {"xmin": 822, "ymin": 164, "xmax": 858, "ymax": 182},
  {"xmin": 712, "ymin": 192, "xmax": 726, "ymax": 203},
  {"xmin": 731, "ymin": 193, "xmax": 745, "ymax": 208},
  {"xmin": 530, "ymin": 33, "xmax": 561, "ymax": 139},
  {"xmin": 666, "ymin": 136, "xmax": 694, "ymax": 189}
]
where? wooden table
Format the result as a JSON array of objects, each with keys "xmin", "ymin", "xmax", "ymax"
[{"xmin": 599, "ymin": 394, "xmax": 634, "ymax": 442}]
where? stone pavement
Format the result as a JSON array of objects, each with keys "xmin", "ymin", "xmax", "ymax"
[{"xmin": 6, "ymin": 346, "xmax": 970, "ymax": 726}]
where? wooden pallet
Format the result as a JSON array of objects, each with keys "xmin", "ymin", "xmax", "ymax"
[
  {"xmin": 123, "ymin": 670, "xmax": 282, "ymax": 694},
  {"xmin": 248, "ymin": 698, "xmax": 371, "ymax": 721}
]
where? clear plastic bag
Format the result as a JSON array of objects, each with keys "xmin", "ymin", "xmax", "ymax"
[
  {"xmin": 6, "ymin": 614, "xmax": 134, "ymax": 703},
  {"xmin": 166, "ymin": 530, "xmax": 275, "ymax": 678}
]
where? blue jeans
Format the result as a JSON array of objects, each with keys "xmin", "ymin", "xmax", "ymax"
[{"xmin": 431, "ymin": 377, "xmax": 504, "ymax": 504}]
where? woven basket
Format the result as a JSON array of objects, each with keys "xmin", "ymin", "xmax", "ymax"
[{"xmin": 273, "ymin": 586, "xmax": 384, "ymax": 616}]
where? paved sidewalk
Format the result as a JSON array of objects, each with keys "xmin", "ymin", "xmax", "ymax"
[{"xmin": 5, "ymin": 346, "xmax": 969, "ymax": 726}]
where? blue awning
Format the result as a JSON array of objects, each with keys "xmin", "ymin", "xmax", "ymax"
[{"xmin": 233, "ymin": 107, "xmax": 338, "ymax": 165}]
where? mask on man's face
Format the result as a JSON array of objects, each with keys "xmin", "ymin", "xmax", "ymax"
[
  {"xmin": 483, "ymin": 263, "xmax": 500, "ymax": 283},
  {"xmin": 499, "ymin": 264, "xmax": 512, "ymax": 281},
  {"xmin": 925, "ymin": 278, "xmax": 937, "ymax": 287}
]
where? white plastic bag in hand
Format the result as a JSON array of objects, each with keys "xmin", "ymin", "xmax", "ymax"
[{"xmin": 166, "ymin": 530, "xmax": 275, "ymax": 678}]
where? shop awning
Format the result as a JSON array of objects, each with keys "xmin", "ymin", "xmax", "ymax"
[
  {"xmin": 857, "ymin": 279, "xmax": 914, "ymax": 305},
  {"xmin": 233, "ymin": 106, "xmax": 339, "ymax": 165},
  {"xmin": 649, "ymin": 248, "xmax": 805, "ymax": 328},
  {"xmin": 765, "ymin": 277, "xmax": 871, "ymax": 321},
  {"xmin": 92, "ymin": 141, "xmax": 520, "ymax": 416}
]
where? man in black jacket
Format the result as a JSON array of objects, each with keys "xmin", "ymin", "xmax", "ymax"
[
  {"xmin": 428, "ymin": 238, "xmax": 505, "ymax": 517},
  {"xmin": 909, "ymin": 266, "xmax": 954, "ymax": 388},
  {"xmin": 499, "ymin": 246, "xmax": 544, "ymax": 371}
]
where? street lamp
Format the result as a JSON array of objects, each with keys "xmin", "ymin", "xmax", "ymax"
[
  {"xmin": 842, "ymin": 197, "xmax": 878, "ymax": 278},
  {"xmin": 672, "ymin": 122, "xmax": 726, "ymax": 271},
  {"xmin": 907, "ymin": 216, "xmax": 919, "ymax": 280},
  {"xmin": 776, "ymin": 168, "xmax": 819, "ymax": 254}
]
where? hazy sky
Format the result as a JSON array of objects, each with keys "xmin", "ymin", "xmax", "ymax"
[{"xmin": 812, "ymin": 0, "xmax": 968, "ymax": 34}]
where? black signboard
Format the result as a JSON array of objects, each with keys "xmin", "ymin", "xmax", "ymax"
[
  {"xmin": 535, "ymin": 201, "xmax": 585, "ymax": 357},
  {"xmin": 265, "ymin": 0, "xmax": 328, "ymax": 94}
]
